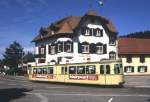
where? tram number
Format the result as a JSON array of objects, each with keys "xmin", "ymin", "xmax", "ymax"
[
  {"xmin": 32, "ymin": 74, "xmax": 53, "ymax": 79},
  {"xmin": 69, "ymin": 75, "xmax": 98, "ymax": 80}
]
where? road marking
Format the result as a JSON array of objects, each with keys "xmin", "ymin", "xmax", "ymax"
[
  {"xmin": 26, "ymin": 92, "xmax": 150, "ymax": 97},
  {"xmin": 34, "ymin": 93, "xmax": 48, "ymax": 102},
  {"xmin": 108, "ymin": 97, "xmax": 113, "ymax": 102}
]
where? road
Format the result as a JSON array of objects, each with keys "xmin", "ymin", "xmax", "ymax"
[{"xmin": 0, "ymin": 76, "xmax": 150, "ymax": 102}]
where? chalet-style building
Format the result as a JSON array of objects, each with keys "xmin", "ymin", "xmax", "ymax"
[
  {"xmin": 119, "ymin": 38, "xmax": 150, "ymax": 75},
  {"xmin": 31, "ymin": 10, "xmax": 118, "ymax": 66}
]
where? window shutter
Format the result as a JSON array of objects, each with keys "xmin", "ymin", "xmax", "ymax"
[
  {"xmin": 132, "ymin": 67, "xmax": 134, "ymax": 72},
  {"xmin": 100, "ymin": 29, "xmax": 103, "ymax": 37},
  {"xmin": 38, "ymin": 47, "xmax": 41, "ymax": 55},
  {"xmin": 64, "ymin": 41, "xmax": 67, "ymax": 52},
  {"xmin": 90, "ymin": 29, "xmax": 92, "ymax": 36},
  {"xmin": 55, "ymin": 45, "xmax": 57, "ymax": 54},
  {"xmin": 81, "ymin": 27, "xmax": 85, "ymax": 35},
  {"xmin": 48, "ymin": 45, "xmax": 51, "ymax": 54},
  {"xmin": 93, "ymin": 29, "xmax": 96, "ymax": 36},
  {"xmin": 71, "ymin": 42, "xmax": 73, "ymax": 53},
  {"xmin": 90, "ymin": 43, "xmax": 96, "ymax": 53},
  {"xmin": 138, "ymin": 66, "xmax": 140, "ymax": 72},
  {"xmin": 44, "ymin": 46, "xmax": 46, "ymax": 55},
  {"xmin": 103, "ymin": 44, "xmax": 107, "ymax": 54},
  {"xmin": 145, "ymin": 67, "xmax": 147, "ymax": 72},
  {"xmin": 124, "ymin": 67, "xmax": 127, "ymax": 72},
  {"xmin": 78, "ymin": 43, "xmax": 82, "ymax": 53}
]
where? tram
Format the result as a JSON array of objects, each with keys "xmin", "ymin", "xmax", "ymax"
[{"xmin": 27, "ymin": 60, "xmax": 125, "ymax": 86}]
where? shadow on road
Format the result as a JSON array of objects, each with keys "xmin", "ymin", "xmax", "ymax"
[{"xmin": 0, "ymin": 88, "xmax": 32, "ymax": 102}]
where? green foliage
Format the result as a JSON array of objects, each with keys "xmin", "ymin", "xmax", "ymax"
[
  {"xmin": 3, "ymin": 41, "xmax": 24, "ymax": 69},
  {"xmin": 120, "ymin": 30, "xmax": 150, "ymax": 38},
  {"xmin": 23, "ymin": 52, "xmax": 35, "ymax": 64}
]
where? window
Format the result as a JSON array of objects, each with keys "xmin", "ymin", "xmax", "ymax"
[
  {"xmin": 86, "ymin": 65, "xmax": 96, "ymax": 74},
  {"xmin": 42, "ymin": 68, "xmax": 47, "ymax": 74},
  {"xmin": 126, "ymin": 56, "xmax": 132, "ymax": 63},
  {"xmin": 109, "ymin": 51, "xmax": 116, "ymax": 60},
  {"xmin": 109, "ymin": 38, "xmax": 116, "ymax": 46},
  {"xmin": 57, "ymin": 43, "xmax": 63, "ymax": 52},
  {"xmin": 85, "ymin": 28, "xmax": 90, "ymax": 36},
  {"xmin": 96, "ymin": 45, "xmax": 103, "ymax": 54},
  {"xmin": 140, "ymin": 56, "xmax": 145, "ymax": 63},
  {"xmin": 77, "ymin": 66, "xmax": 85, "ymax": 74},
  {"xmin": 138, "ymin": 66, "xmax": 147, "ymax": 73},
  {"xmin": 82, "ymin": 45, "xmax": 89, "ymax": 53},
  {"xmin": 114, "ymin": 64, "xmax": 120, "ymax": 74},
  {"xmin": 106, "ymin": 65, "xmax": 110, "ymax": 74},
  {"xmin": 100, "ymin": 65, "xmax": 105, "ymax": 74},
  {"xmin": 38, "ymin": 59, "xmax": 45, "ymax": 63},
  {"xmin": 47, "ymin": 67, "xmax": 53, "ymax": 74},
  {"xmin": 124, "ymin": 66, "xmax": 134, "ymax": 73},
  {"xmin": 33, "ymin": 68, "xmax": 37, "ymax": 74},
  {"xmin": 37, "ymin": 68, "xmax": 42, "ymax": 74},
  {"xmin": 61, "ymin": 67, "xmax": 68, "ymax": 74},
  {"xmin": 69, "ymin": 66, "xmax": 76, "ymax": 74},
  {"xmin": 65, "ymin": 42, "xmax": 72, "ymax": 52},
  {"xmin": 51, "ymin": 46, "xmax": 56, "ymax": 54},
  {"xmin": 96, "ymin": 29, "xmax": 103, "ymax": 37}
]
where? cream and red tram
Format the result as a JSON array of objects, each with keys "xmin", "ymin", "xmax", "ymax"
[{"xmin": 27, "ymin": 60, "xmax": 124, "ymax": 86}]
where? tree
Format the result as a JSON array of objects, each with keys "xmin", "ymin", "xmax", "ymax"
[
  {"xmin": 3, "ymin": 41, "xmax": 24, "ymax": 69},
  {"xmin": 23, "ymin": 52, "xmax": 35, "ymax": 64}
]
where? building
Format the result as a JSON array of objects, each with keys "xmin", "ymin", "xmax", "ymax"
[
  {"xmin": 31, "ymin": 10, "xmax": 118, "ymax": 66},
  {"xmin": 119, "ymin": 38, "xmax": 150, "ymax": 75}
]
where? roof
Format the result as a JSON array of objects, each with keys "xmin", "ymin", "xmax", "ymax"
[
  {"xmin": 33, "ymin": 10, "xmax": 118, "ymax": 42},
  {"xmin": 118, "ymin": 38, "xmax": 150, "ymax": 55}
]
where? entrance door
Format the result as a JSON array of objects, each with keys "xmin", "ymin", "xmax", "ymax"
[{"xmin": 100, "ymin": 64, "xmax": 111, "ymax": 85}]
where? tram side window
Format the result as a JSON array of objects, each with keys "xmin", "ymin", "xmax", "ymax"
[
  {"xmin": 100, "ymin": 65, "xmax": 105, "ymax": 74},
  {"xmin": 43, "ymin": 68, "xmax": 47, "ymax": 74},
  {"xmin": 86, "ymin": 65, "xmax": 96, "ymax": 74},
  {"xmin": 114, "ymin": 64, "xmax": 120, "ymax": 74},
  {"xmin": 61, "ymin": 67, "xmax": 65, "ymax": 74},
  {"xmin": 77, "ymin": 66, "xmax": 85, "ymax": 74},
  {"xmin": 33, "ymin": 68, "xmax": 37, "ymax": 74},
  {"xmin": 47, "ymin": 67, "xmax": 53, "ymax": 74},
  {"xmin": 37, "ymin": 68, "xmax": 42, "ymax": 74},
  {"xmin": 106, "ymin": 65, "xmax": 110, "ymax": 74},
  {"xmin": 69, "ymin": 66, "xmax": 76, "ymax": 74}
]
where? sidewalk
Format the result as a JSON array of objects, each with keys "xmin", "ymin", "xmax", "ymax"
[{"xmin": 124, "ymin": 75, "xmax": 150, "ymax": 88}]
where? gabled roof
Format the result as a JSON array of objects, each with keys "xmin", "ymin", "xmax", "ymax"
[
  {"xmin": 33, "ymin": 10, "xmax": 118, "ymax": 42},
  {"xmin": 118, "ymin": 38, "xmax": 150, "ymax": 55}
]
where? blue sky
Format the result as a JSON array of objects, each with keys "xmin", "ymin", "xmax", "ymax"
[{"xmin": 0, "ymin": 0, "xmax": 150, "ymax": 58}]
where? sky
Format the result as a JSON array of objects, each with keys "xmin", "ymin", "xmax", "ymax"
[{"xmin": 0, "ymin": 0, "xmax": 150, "ymax": 58}]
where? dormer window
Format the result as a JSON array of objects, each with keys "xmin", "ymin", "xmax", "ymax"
[
  {"xmin": 109, "ymin": 37, "xmax": 116, "ymax": 46},
  {"xmin": 96, "ymin": 28, "xmax": 103, "ymax": 37},
  {"xmin": 85, "ymin": 28, "xmax": 90, "ymax": 36}
]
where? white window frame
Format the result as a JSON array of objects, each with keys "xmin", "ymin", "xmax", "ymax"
[
  {"xmin": 85, "ymin": 29, "xmax": 90, "ymax": 36},
  {"xmin": 57, "ymin": 43, "xmax": 62, "ymax": 52},
  {"xmin": 82, "ymin": 45, "xmax": 89, "ymax": 53},
  {"xmin": 125, "ymin": 66, "xmax": 134, "ymax": 73},
  {"xmin": 51, "ymin": 46, "xmax": 55, "ymax": 54},
  {"xmin": 96, "ymin": 45, "xmax": 103, "ymax": 54},
  {"xmin": 109, "ymin": 53, "xmax": 116, "ymax": 60},
  {"xmin": 66, "ymin": 43, "xmax": 72, "ymax": 52},
  {"xmin": 40, "ymin": 48, "xmax": 45, "ymax": 54},
  {"xmin": 138, "ymin": 66, "xmax": 147, "ymax": 73}
]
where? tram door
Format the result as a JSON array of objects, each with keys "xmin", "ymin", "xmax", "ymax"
[
  {"xmin": 61, "ymin": 66, "xmax": 68, "ymax": 82},
  {"xmin": 100, "ymin": 65, "xmax": 111, "ymax": 85}
]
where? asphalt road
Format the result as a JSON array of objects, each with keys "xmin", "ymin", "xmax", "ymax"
[{"xmin": 0, "ymin": 76, "xmax": 150, "ymax": 102}]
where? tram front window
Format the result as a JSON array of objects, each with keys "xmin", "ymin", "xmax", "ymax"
[
  {"xmin": 77, "ymin": 66, "xmax": 85, "ymax": 74},
  {"xmin": 33, "ymin": 68, "xmax": 37, "ymax": 74},
  {"xmin": 86, "ymin": 65, "xmax": 95, "ymax": 74}
]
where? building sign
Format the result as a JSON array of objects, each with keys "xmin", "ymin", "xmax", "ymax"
[
  {"xmin": 32, "ymin": 74, "xmax": 53, "ymax": 79},
  {"xmin": 69, "ymin": 75, "xmax": 98, "ymax": 80}
]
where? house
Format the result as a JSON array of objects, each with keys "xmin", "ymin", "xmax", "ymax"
[
  {"xmin": 118, "ymin": 38, "xmax": 150, "ymax": 75},
  {"xmin": 31, "ymin": 10, "xmax": 118, "ymax": 66}
]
